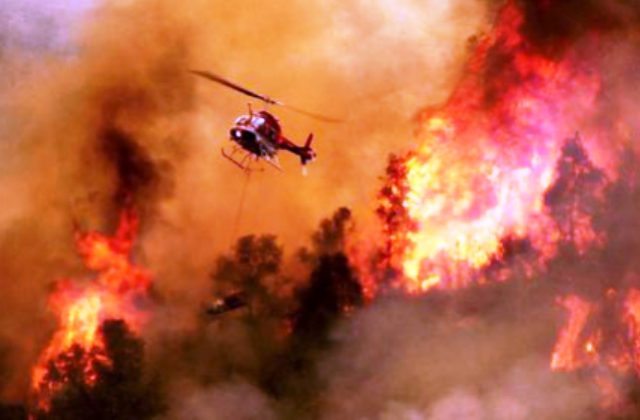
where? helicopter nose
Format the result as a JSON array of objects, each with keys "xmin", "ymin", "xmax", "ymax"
[{"xmin": 230, "ymin": 128, "xmax": 243, "ymax": 139}]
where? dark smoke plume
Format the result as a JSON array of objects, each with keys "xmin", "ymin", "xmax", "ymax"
[{"xmin": 519, "ymin": 0, "xmax": 640, "ymax": 57}]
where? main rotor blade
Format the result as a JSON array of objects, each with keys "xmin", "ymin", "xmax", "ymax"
[
  {"xmin": 190, "ymin": 70, "xmax": 279, "ymax": 105},
  {"xmin": 191, "ymin": 69, "xmax": 343, "ymax": 123},
  {"xmin": 279, "ymin": 103, "xmax": 344, "ymax": 123}
]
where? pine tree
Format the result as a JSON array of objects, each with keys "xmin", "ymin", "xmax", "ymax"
[{"xmin": 544, "ymin": 132, "xmax": 606, "ymax": 247}]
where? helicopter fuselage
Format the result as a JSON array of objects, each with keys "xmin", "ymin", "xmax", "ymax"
[
  {"xmin": 229, "ymin": 110, "xmax": 281, "ymax": 160},
  {"xmin": 223, "ymin": 107, "xmax": 315, "ymax": 171}
]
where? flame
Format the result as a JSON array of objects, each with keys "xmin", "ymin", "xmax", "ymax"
[
  {"xmin": 31, "ymin": 209, "xmax": 150, "ymax": 410},
  {"xmin": 546, "ymin": 289, "xmax": 640, "ymax": 410},
  {"xmin": 549, "ymin": 288, "xmax": 640, "ymax": 375},
  {"xmin": 387, "ymin": 2, "xmax": 600, "ymax": 292},
  {"xmin": 551, "ymin": 295, "xmax": 593, "ymax": 371},
  {"xmin": 624, "ymin": 288, "xmax": 640, "ymax": 374},
  {"xmin": 367, "ymin": 0, "xmax": 640, "ymax": 411}
]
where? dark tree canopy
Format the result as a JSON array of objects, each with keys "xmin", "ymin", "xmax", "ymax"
[
  {"xmin": 212, "ymin": 234, "xmax": 283, "ymax": 298},
  {"xmin": 544, "ymin": 133, "xmax": 606, "ymax": 246}
]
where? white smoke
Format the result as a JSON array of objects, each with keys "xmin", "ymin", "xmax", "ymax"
[
  {"xmin": 163, "ymin": 380, "xmax": 277, "ymax": 420},
  {"xmin": 318, "ymin": 297, "xmax": 598, "ymax": 420}
]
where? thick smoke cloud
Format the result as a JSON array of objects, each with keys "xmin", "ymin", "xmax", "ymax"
[
  {"xmin": 163, "ymin": 381, "xmax": 277, "ymax": 420},
  {"xmin": 519, "ymin": 0, "xmax": 640, "ymax": 57},
  {"xmin": 520, "ymin": 0, "xmax": 640, "ymax": 167},
  {"xmin": 154, "ymin": 287, "xmax": 601, "ymax": 419}
]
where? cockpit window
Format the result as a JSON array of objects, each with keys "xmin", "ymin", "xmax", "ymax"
[
  {"xmin": 252, "ymin": 117, "xmax": 265, "ymax": 127},
  {"xmin": 234, "ymin": 115, "xmax": 267, "ymax": 128}
]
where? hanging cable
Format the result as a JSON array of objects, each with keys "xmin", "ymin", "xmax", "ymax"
[{"xmin": 231, "ymin": 169, "xmax": 252, "ymax": 242}]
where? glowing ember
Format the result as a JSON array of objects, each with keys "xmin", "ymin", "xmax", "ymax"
[{"xmin": 31, "ymin": 209, "xmax": 150, "ymax": 410}]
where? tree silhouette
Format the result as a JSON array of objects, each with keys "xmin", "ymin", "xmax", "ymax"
[
  {"xmin": 377, "ymin": 153, "xmax": 418, "ymax": 268},
  {"xmin": 262, "ymin": 208, "xmax": 363, "ymax": 416},
  {"xmin": 212, "ymin": 234, "xmax": 284, "ymax": 312},
  {"xmin": 544, "ymin": 132, "xmax": 606, "ymax": 247}
]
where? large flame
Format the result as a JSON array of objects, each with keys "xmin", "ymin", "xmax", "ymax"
[
  {"xmin": 31, "ymin": 209, "xmax": 150, "ymax": 410},
  {"xmin": 369, "ymin": 0, "xmax": 640, "ymax": 412},
  {"xmin": 394, "ymin": 2, "xmax": 600, "ymax": 293}
]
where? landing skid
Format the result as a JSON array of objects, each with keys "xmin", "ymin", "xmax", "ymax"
[
  {"xmin": 221, "ymin": 146, "xmax": 282, "ymax": 173},
  {"xmin": 221, "ymin": 147, "xmax": 254, "ymax": 171}
]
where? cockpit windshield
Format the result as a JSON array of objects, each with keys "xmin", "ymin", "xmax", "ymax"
[{"xmin": 234, "ymin": 115, "xmax": 266, "ymax": 129}]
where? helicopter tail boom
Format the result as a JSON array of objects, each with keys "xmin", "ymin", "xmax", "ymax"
[
  {"xmin": 299, "ymin": 133, "xmax": 316, "ymax": 166},
  {"xmin": 276, "ymin": 134, "xmax": 316, "ymax": 166}
]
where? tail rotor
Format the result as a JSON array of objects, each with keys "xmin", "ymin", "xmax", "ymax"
[{"xmin": 300, "ymin": 133, "xmax": 316, "ymax": 166}]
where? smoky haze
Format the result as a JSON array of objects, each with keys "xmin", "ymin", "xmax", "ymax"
[
  {"xmin": 0, "ymin": 0, "xmax": 489, "ymax": 402},
  {"xmin": 4, "ymin": 0, "xmax": 640, "ymax": 419}
]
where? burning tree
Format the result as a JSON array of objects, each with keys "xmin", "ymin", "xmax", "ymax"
[
  {"xmin": 30, "ymin": 209, "xmax": 155, "ymax": 415},
  {"xmin": 31, "ymin": 320, "xmax": 163, "ymax": 420},
  {"xmin": 544, "ymin": 132, "xmax": 607, "ymax": 253},
  {"xmin": 544, "ymin": 140, "xmax": 640, "ymax": 414},
  {"xmin": 376, "ymin": 0, "xmax": 601, "ymax": 293},
  {"xmin": 374, "ymin": 153, "xmax": 418, "ymax": 289},
  {"xmin": 361, "ymin": 0, "xmax": 640, "ymax": 416}
]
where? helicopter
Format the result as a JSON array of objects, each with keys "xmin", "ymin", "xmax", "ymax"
[{"xmin": 191, "ymin": 70, "xmax": 341, "ymax": 172}]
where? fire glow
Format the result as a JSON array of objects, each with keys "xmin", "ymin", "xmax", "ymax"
[
  {"xmin": 31, "ymin": 209, "xmax": 150, "ymax": 410},
  {"xmin": 547, "ymin": 289, "xmax": 640, "ymax": 409},
  {"xmin": 396, "ymin": 2, "xmax": 600, "ymax": 292},
  {"xmin": 372, "ymin": 0, "xmax": 640, "ymax": 411}
]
